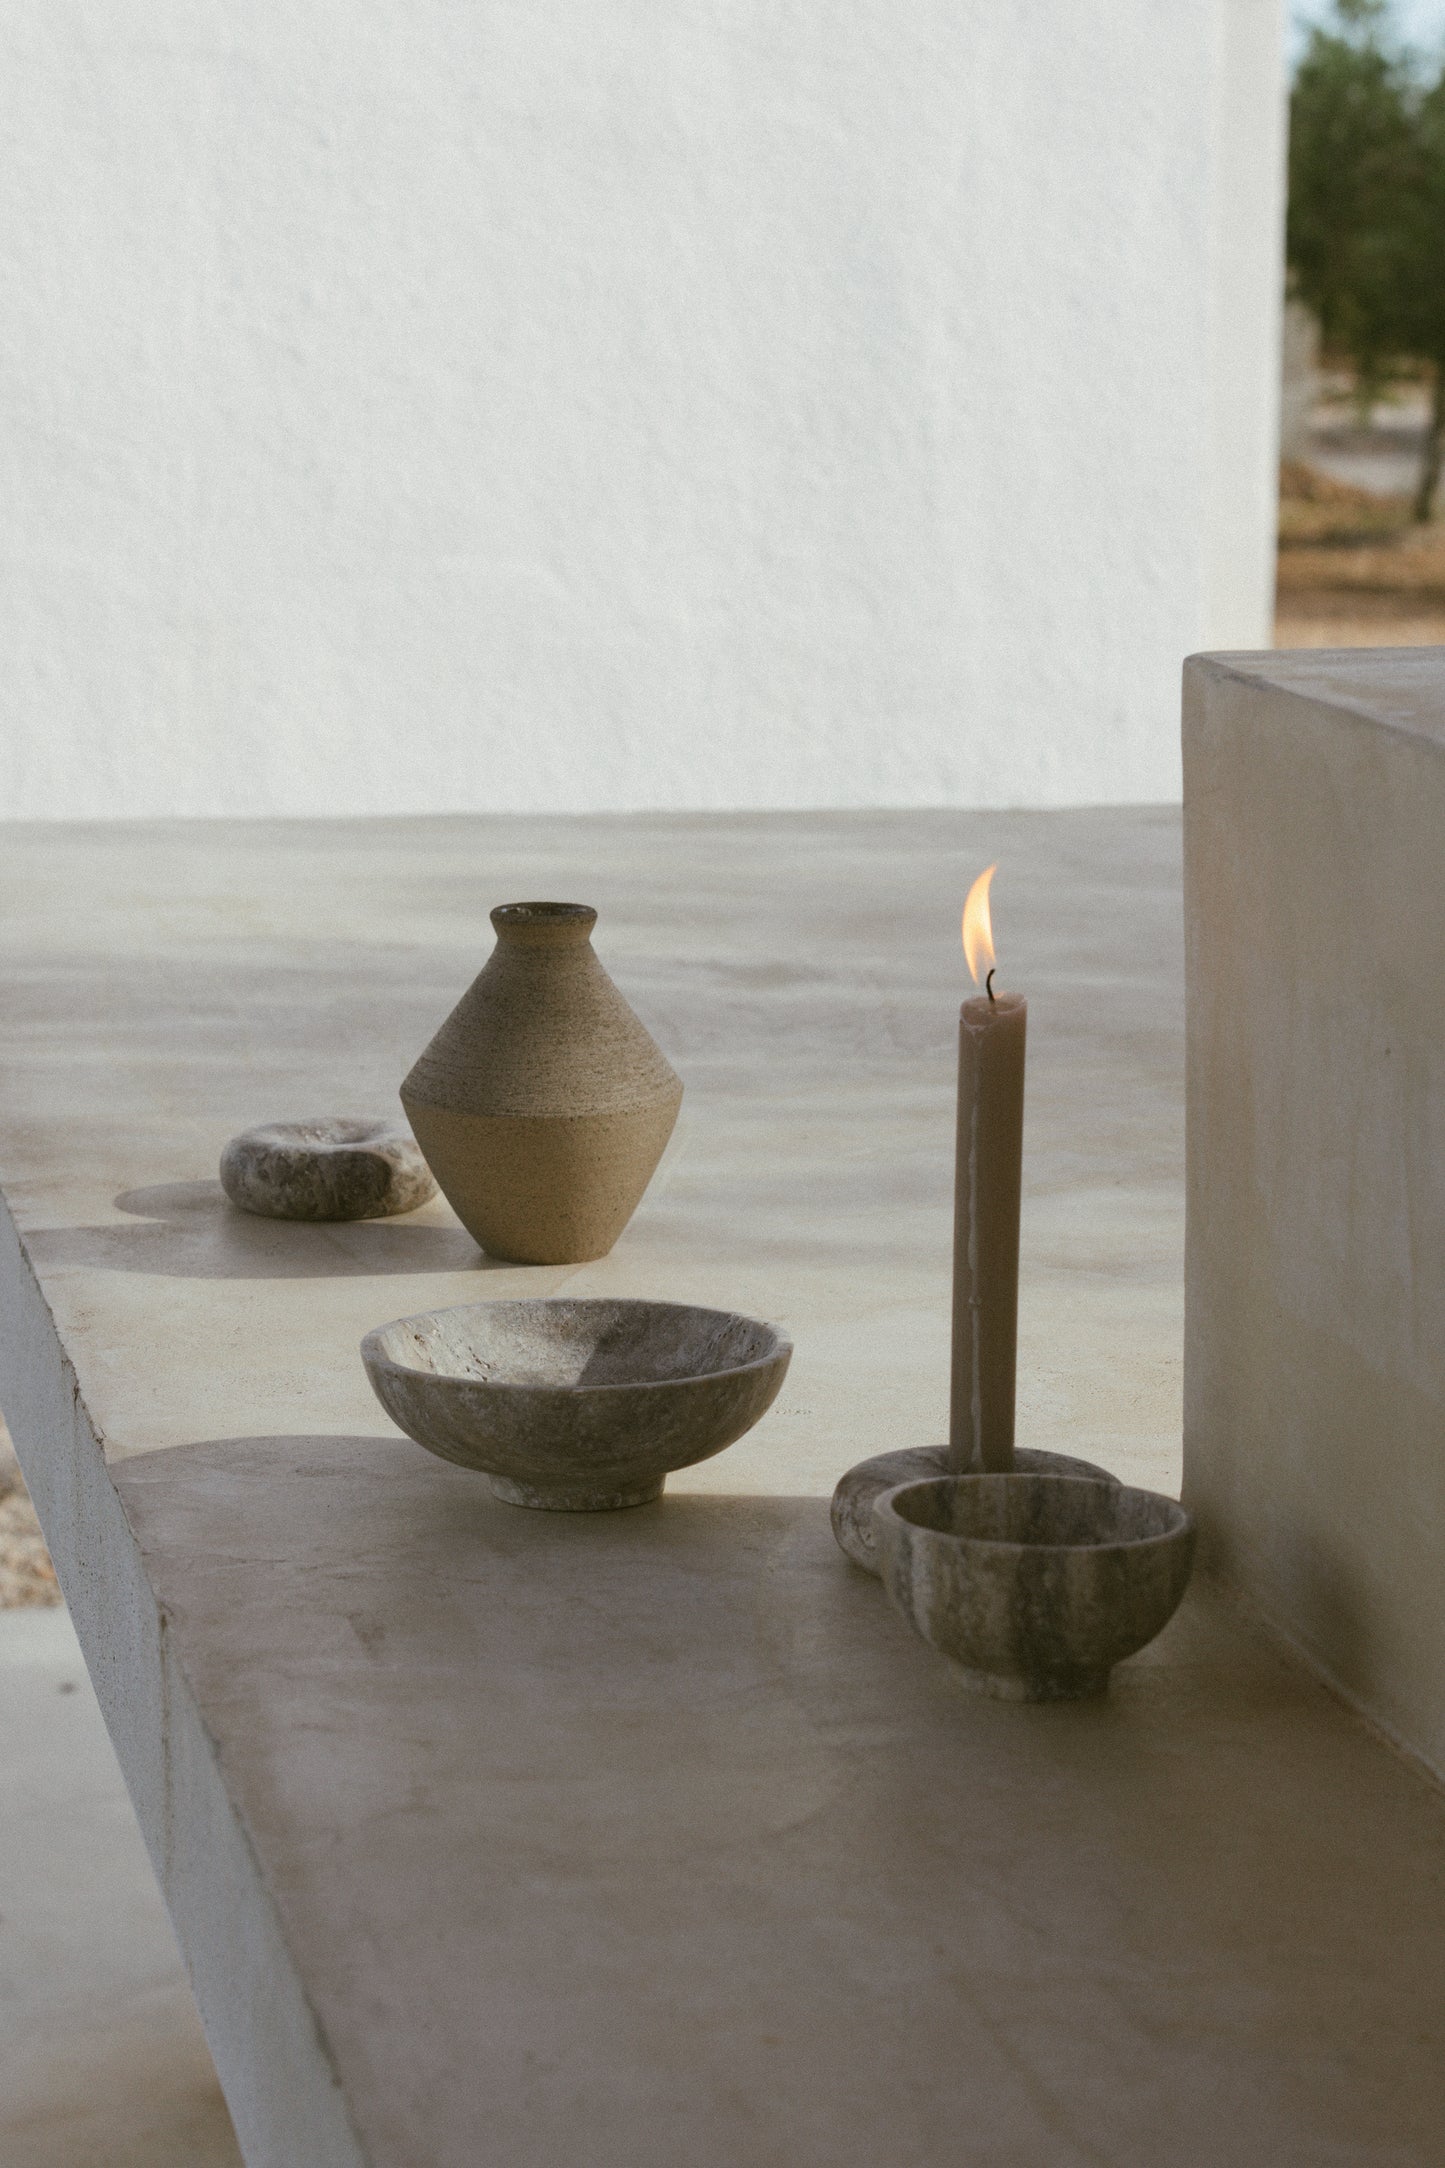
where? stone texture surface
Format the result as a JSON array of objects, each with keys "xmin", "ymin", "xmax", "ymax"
[
  {"xmin": 219, "ymin": 1118, "xmax": 435, "ymax": 1223},
  {"xmin": 402, "ymin": 903, "xmax": 683, "ymax": 1263},
  {"xmin": 2, "ymin": 811, "xmax": 1444, "ymax": 2167},
  {"xmin": 363, "ymin": 1297, "xmax": 790, "ymax": 1509},
  {"xmin": 874, "ymin": 1473, "xmax": 1195, "ymax": 1701},
  {"xmin": 1183, "ymin": 649, "xmax": 1445, "ymax": 1782}
]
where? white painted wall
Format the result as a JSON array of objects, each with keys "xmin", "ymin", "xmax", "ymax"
[{"xmin": 0, "ymin": 3, "xmax": 1285, "ymax": 819}]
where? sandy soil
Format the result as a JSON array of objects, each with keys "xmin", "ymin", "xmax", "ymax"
[
  {"xmin": 0, "ymin": 1425, "xmax": 60, "ymax": 1609},
  {"xmin": 1275, "ymin": 458, "xmax": 1445, "ymax": 649}
]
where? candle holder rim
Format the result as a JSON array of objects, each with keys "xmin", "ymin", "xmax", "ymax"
[
  {"xmin": 828, "ymin": 1445, "xmax": 1120, "ymax": 1576},
  {"xmin": 875, "ymin": 1471, "xmax": 1192, "ymax": 1555}
]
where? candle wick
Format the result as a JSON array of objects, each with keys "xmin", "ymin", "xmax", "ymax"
[{"xmin": 985, "ymin": 967, "xmax": 996, "ymax": 1004}]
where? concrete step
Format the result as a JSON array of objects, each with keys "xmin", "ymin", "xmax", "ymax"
[{"xmin": 0, "ymin": 1604, "xmax": 242, "ymax": 2168}]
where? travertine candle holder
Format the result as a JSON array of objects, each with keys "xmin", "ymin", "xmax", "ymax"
[{"xmin": 873, "ymin": 1472, "xmax": 1195, "ymax": 1701}]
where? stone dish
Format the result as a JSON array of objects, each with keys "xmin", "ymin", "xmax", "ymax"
[
  {"xmin": 873, "ymin": 1473, "xmax": 1194, "ymax": 1701},
  {"xmin": 830, "ymin": 1443, "xmax": 1118, "ymax": 1574},
  {"xmin": 361, "ymin": 1297, "xmax": 791, "ymax": 1510},
  {"xmin": 220, "ymin": 1118, "xmax": 436, "ymax": 1222}
]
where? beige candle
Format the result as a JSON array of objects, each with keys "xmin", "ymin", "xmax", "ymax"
[{"xmin": 949, "ymin": 865, "xmax": 1027, "ymax": 1472}]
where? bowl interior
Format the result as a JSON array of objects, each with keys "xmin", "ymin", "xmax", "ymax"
[
  {"xmin": 371, "ymin": 1299, "xmax": 784, "ymax": 1391},
  {"xmin": 888, "ymin": 1473, "xmax": 1186, "ymax": 1550}
]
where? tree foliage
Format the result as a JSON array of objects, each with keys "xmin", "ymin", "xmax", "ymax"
[{"xmin": 1287, "ymin": 0, "xmax": 1445, "ymax": 516}]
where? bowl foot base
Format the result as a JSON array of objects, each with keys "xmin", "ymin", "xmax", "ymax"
[{"xmin": 486, "ymin": 1474, "xmax": 665, "ymax": 1512}]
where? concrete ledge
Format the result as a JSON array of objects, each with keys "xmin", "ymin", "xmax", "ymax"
[
  {"xmin": 1183, "ymin": 648, "xmax": 1445, "ymax": 1781},
  {"xmin": 0, "ymin": 1195, "xmax": 365, "ymax": 2168}
]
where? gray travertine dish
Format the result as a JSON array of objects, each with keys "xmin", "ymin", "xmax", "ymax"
[
  {"xmin": 362, "ymin": 1297, "xmax": 791, "ymax": 1511},
  {"xmin": 873, "ymin": 1472, "xmax": 1194, "ymax": 1701},
  {"xmin": 220, "ymin": 1118, "xmax": 436, "ymax": 1222},
  {"xmin": 830, "ymin": 1444, "xmax": 1118, "ymax": 1574}
]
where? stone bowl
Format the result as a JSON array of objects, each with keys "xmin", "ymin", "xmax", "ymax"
[
  {"xmin": 220, "ymin": 1117, "xmax": 436, "ymax": 1222},
  {"xmin": 873, "ymin": 1473, "xmax": 1195, "ymax": 1701},
  {"xmin": 361, "ymin": 1297, "xmax": 792, "ymax": 1511}
]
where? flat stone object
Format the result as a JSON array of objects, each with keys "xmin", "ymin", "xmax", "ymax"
[
  {"xmin": 873, "ymin": 1473, "xmax": 1195, "ymax": 1701},
  {"xmin": 3, "ymin": 811, "xmax": 1445, "ymax": 2168},
  {"xmin": 1184, "ymin": 649, "xmax": 1445, "ymax": 1782},
  {"xmin": 219, "ymin": 1118, "xmax": 435, "ymax": 1222},
  {"xmin": 829, "ymin": 1443, "xmax": 1119, "ymax": 1573},
  {"xmin": 362, "ymin": 1298, "xmax": 791, "ymax": 1510}
]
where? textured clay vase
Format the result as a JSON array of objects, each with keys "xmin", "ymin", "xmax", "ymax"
[{"xmin": 400, "ymin": 902, "xmax": 683, "ymax": 1265}]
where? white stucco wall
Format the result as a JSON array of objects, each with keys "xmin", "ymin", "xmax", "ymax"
[{"xmin": 0, "ymin": 3, "xmax": 1285, "ymax": 820}]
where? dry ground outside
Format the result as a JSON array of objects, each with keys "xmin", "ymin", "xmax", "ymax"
[
  {"xmin": 1276, "ymin": 382, "xmax": 1445, "ymax": 649},
  {"xmin": 0, "ymin": 1423, "xmax": 60, "ymax": 1609},
  {"xmin": 1276, "ymin": 465, "xmax": 1445, "ymax": 647}
]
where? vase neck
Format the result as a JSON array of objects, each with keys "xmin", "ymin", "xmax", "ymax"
[{"xmin": 490, "ymin": 901, "xmax": 597, "ymax": 949}]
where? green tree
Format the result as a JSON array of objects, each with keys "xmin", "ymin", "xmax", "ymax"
[
  {"xmin": 1287, "ymin": 1, "xmax": 1414, "ymax": 415},
  {"xmin": 1387, "ymin": 70, "xmax": 1445, "ymax": 516},
  {"xmin": 1287, "ymin": 0, "xmax": 1445, "ymax": 519}
]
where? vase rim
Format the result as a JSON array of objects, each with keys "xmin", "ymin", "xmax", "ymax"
[{"xmin": 490, "ymin": 901, "xmax": 597, "ymax": 940}]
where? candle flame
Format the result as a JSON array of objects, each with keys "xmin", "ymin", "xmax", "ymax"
[{"xmin": 962, "ymin": 864, "xmax": 997, "ymax": 986}]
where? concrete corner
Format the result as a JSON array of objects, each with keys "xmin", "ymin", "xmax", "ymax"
[{"xmin": 1183, "ymin": 647, "xmax": 1445, "ymax": 1779}]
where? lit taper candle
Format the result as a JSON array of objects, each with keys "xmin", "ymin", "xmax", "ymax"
[{"xmin": 949, "ymin": 865, "xmax": 1026, "ymax": 1472}]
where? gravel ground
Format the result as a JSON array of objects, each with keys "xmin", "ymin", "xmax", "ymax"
[
  {"xmin": 0, "ymin": 1424, "xmax": 60, "ymax": 1610},
  {"xmin": 1276, "ymin": 454, "xmax": 1445, "ymax": 649}
]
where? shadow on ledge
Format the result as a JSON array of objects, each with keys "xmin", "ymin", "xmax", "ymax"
[{"xmin": 20, "ymin": 1182, "xmax": 500, "ymax": 1280}]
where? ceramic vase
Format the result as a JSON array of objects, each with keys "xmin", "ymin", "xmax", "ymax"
[{"xmin": 400, "ymin": 902, "xmax": 683, "ymax": 1265}]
